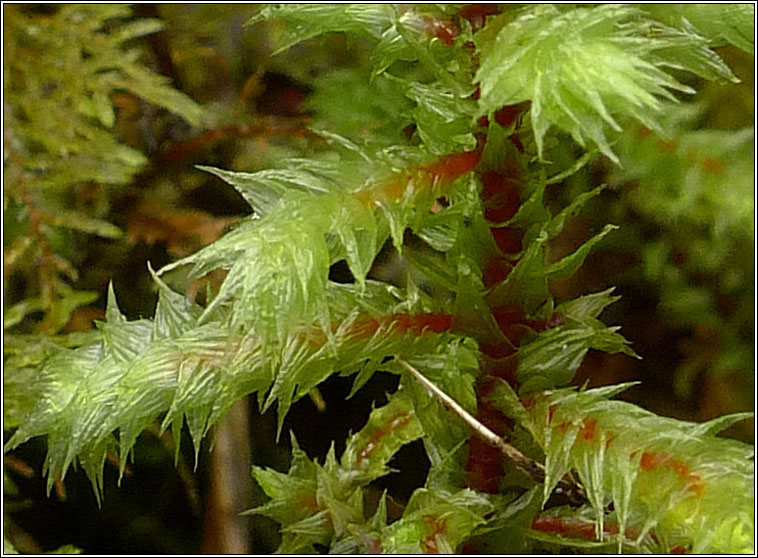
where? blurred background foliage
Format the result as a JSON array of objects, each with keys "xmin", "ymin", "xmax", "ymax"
[
  {"xmin": 2, "ymin": 4, "xmax": 753, "ymax": 554},
  {"xmin": 549, "ymin": 45, "xmax": 754, "ymax": 440}
]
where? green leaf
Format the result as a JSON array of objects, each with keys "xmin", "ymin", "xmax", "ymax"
[
  {"xmin": 306, "ymin": 68, "xmax": 413, "ymax": 141},
  {"xmin": 248, "ymin": 4, "xmax": 397, "ymax": 53},
  {"xmin": 381, "ymin": 488, "xmax": 494, "ymax": 554},
  {"xmin": 197, "ymin": 162, "xmax": 342, "ymax": 216},
  {"xmin": 545, "ymin": 224, "xmax": 617, "ymax": 279},
  {"xmin": 148, "ymin": 262, "xmax": 203, "ymax": 340},
  {"xmin": 467, "ymin": 487, "xmax": 543, "ymax": 554},
  {"xmin": 545, "ymin": 184, "xmax": 606, "ymax": 239},
  {"xmin": 108, "ymin": 18, "xmax": 164, "ymax": 44},
  {"xmin": 9, "ymin": 265, "xmax": 463, "ymax": 491},
  {"xmin": 99, "ymin": 295, "xmax": 154, "ymax": 364},
  {"xmin": 48, "ymin": 210, "xmax": 123, "ymax": 239},
  {"xmin": 4, "ymin": 298, "xmax": 46, "ymax": 329},
  {"xmin": 111, "ymin": 65, "xmax": 204, "ymax": 126},
  {"xmin": 248, "ymin": 435, "xmax": 319, "ymax": 525},
  {"xmin": 330, "ymin": 194, "xmax": 382, "ymax": 288},
  {"xmin": 497, "ymin": 180, "xmax": 550, "ymax": 235},
  {"xmin": 161, "ymin": 193, "xmax": 335, "ymax": 344},
  {"xmin": 395, "ymin": 340, "xmax": 482, "ymax": 490},
  {"xmin": 554, "ymin": 288, "xmax": 621, "ymax": 324},
  {"xmin": 482, "ymin": 377, "xmax": 536, "ymax": 436},
  {"xmin": 401, "ymin": 80, "xmax": 478, "ymax": 154},
  {"xmin": 484, "ymin": 177, "xmax": 615, "ymax": 315},
  {"xmin": 643, "ymin": 4, "xmax": 754, "ymax": 54},
  {"xmin": 517, "ymin": 321, "xmax": 636, "ymax": 390},
  {"xmin": 3, "ymin": 536, "xmax": 18, "ymax": 555},
  {"xmin": 341, "ymin": 390, "xmax": 424, "ymax": 484},
  {"xmin": 486, "ymin": 232, "xmax": 550, "ymax": 313},
  {"xmin": 3, "ymin": 359, "xmax": 50, "ymax": 429},
  {"xmin": 316, "ymin": 448, "xmax": 364, "ymax": 536},
  {"xmin": 45, "ymin": 544, "xmax": 83, "ymax": 555}
]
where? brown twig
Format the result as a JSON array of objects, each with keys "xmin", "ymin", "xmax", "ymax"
[{"xmin": 398, "ymin": 358, "xmax": 587, "ymax": 506}]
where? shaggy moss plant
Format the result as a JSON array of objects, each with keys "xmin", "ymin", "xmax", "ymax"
[{"xmin": 4, "ymin": 4, "xmax": 754, "ymax": 554}]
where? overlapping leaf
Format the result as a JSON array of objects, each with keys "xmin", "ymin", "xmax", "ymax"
[
  {"xmin": 248, "ymin": 390, "xmax": 424, "ymax": 553},
  {"xmin": 475, "ymin": 4, "xmax": 738, "ymax": 163},
  {"xmin": 248, "ymin": 4, "xmax": 397, "ymax": 54},
  {"xmin": 3, "ymin": 4, "xmax": 205, "ymax": 337},
  {"xmin": 379, "ymin": 488, "xmax": 494, "ymax": 554},
  {"xmin": 250, "ymin": 385, "xmax": 498, "ymax": 554},
  {"xmin": 511, "ymin": 385, "xmax": 754, "ymax": 554},
  {"xmin": 4, "ymin": 7, "xmax": 751, "ymax": 554},
  {"xmin": 642, "ymin": 4, "xmax": 754, "ymax": 54},
  {"xmin": 4, "ymin": 271, "xmax": 474, "ymax": 497},
  {"xmin": 5, "ymin": 4, "xmax": 203, "ymax": 192},
  {"xmin": 251, "ymin": 4, "xmax": 478, "ymax": 154}
]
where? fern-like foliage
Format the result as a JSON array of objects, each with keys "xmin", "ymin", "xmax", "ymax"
[
  {"xmin": 243, "ymin": 373, "xmax": 754, "ymax": 554},
  {"xmin": 642, "ymin": 4, "xmax": 755, "ymax": 54},
  {"xmin": 491, "ymin": 382, "xmax": 753, "ymax": 553},
  {"xmin": 4, "ymin": 4, "xmax": 204, "ymax": 333},
  {"xmin": 475, "ymin": 4, "xmax": 739, "ymax": 162},
  {"xmin": 4, "ymin": 3, "xmax": 203, "ymax": 191},
  {"xmin": 3, "ymin": 126, "xmax": 627, "ymax": 497},
  {"xmin": 248, "ymin": 386, "xmax": 500, "ymax": 554},
  {"xmin": 605, "ymin": 98, "xmax": 755, "ymax": 435},
  {"xmin": 4, "ymin": 4, "xmax": 753, "ymax": 554}
]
